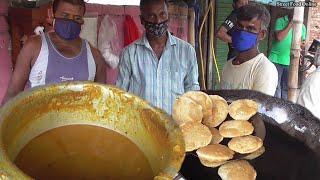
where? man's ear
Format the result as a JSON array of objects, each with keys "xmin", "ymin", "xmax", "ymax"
[{"xmin": 258, "ymin": 29, "xmax": 267, "ymax": 41}]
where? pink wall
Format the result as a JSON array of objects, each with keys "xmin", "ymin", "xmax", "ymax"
[
  {"xmin": 0, "ymin": 1, "xmax": 11, "ymax": 104},
  {"xmin": 0, "ymin": 33, "xmax": 11, "ymax": 104}
]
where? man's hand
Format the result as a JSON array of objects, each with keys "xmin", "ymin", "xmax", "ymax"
[
  {"xmin": 275, "ymin": 21, "xmax": 293, "ymax": 41},
  {"xmin": 217, "ymin": 26, "xmax": 232, "ymax": 43}
]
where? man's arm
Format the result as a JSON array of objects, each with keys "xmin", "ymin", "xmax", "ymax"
[
  {"xmin": 275, "ymin": 18, "xmax": 293, "ymax": 41},
  {"xmin": 1, "ymin": 36, "xmax": 40, "ymax": 105},
  {"xmin": 116, "ymin": 49, "xmax": 132, "ymax": 91},
  {"xmin": 217, "ymin": 26, "xmax": 232, "ymax": 43},
  {"xmin": 90, "ymin": 46, "xmax": 106, "ymax": 84},
  {"xmin": 217, "ymin": 12, "xmax": 236, "ymax": 43},
  {"xmin": 184, "ymin": 46, "xmax": 200, "ymax": 91}
]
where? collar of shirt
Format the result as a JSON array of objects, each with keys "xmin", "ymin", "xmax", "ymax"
[{"xmin": 135, "ymin": 31, "xmax": 177, "ymax": 51}]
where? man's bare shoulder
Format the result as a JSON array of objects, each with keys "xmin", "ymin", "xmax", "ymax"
[
  {"xmin": 25, "ymin": 35, "xmax": 41, "ymax": 47},
  {"xmin": 22, "ymin": 35, "xmax": 42, "ymax": 57},
  {"xmin": 17, "ymin": 35, "xmax": 42, "ymax": 65}
]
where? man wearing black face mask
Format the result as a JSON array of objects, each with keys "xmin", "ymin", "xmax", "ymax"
[
  {"xmin": 2, "ymin": 0, "xmax": 106, "ymax": 105},
  {"xmin": 220, "ymin": 3, "xmax": 278, "ymax": 96},
  {"xmin": 116, "ymin": 0, "xmax": 200, "ymax": 114}
]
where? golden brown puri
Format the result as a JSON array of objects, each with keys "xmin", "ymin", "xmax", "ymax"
[
  {"xmin": 229, "ymin": 99, "xmax": 258, "ymax": 120},
  {"xmin": 172, "ymin": 96, "xmax": 203, "ymax": 125},
  {"xmin": 198, "ymin": 158, "xmax": 228, "ymax": 168},
  {"xmin": 243, "ymin": 146, "xmax": 265, "ymax": 160},
  {"xmin": 180, "ymin": 122, "xmax": 212, "ymax": 152},
  {"xmin": 203, "ymin": 95, "xmax": 229, "ymax": 128},
  {"xmin": 209, "ymin": 127, "xmax": 223, "ymax": 144},
  {"xmin": 228, "ymin": 135, "xmax": 263, "ymax": 154},
  {"xmin": 196, "ymin": 144, "xmax": 234, "ymax": 164},
  {"xmin": 182, "ymin": 91, "xmax": 213, "ymax": 118},
  {"xmin": 219, "ymin": 120, "xmax": 254, "ymax": 138},
  {"xmin": 218, "ymin": 160, "xmax": 257, "ymax": 180}
]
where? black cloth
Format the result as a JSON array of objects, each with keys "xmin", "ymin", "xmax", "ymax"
[{"xmin": 221, "ymin": 10, "xmax": 238, "ymax": 60}]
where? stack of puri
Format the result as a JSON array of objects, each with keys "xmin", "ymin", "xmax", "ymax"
[{"xmin": 172, "ymin": 92, "xmax": 265, "ymax": 180}]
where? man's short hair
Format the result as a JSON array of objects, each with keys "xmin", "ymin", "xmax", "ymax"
[
  {"xmin": 140, "ymin": 0, "xmax": 169, "ymax": 10},
  {"xmin": 52, "ymin": 0, "xmax": 86, "ymax": 14},
  {"xmin": 236, "ymin": 3, "xmax": 270, "ymax": 30}
]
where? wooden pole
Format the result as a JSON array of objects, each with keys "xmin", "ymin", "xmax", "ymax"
[
  {"xmin": 207, "ymin": 1, "xmax": 215, "ymax": 90},
  {"xmin": 198, "ymin": 0, "xmax": 209, "ymax": 90},
  {"xmin": 288, "ymin": 0, "xmax": 305, "ymax": 102},
  {"xmin": 188, "ymin": 8, "xmax": 195, "ymax": 47}
]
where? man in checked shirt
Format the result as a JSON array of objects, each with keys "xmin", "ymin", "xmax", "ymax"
[{"xmin": 116, "ymin": 0, "xmax": 200, "ymax": 114}]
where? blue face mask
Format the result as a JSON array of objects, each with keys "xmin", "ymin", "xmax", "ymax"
[
  {"xmin": 54, "ymin": 18, "xmax": 81, "ymax": 40},
  {"xmin": 232, "ymin": 29, "xmax": 258, "ymax": 52}
]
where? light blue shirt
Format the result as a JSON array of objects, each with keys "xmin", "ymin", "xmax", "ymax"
[{"xmin": 116, "ymin": 32, "xmax": 200, "ymax": 114}]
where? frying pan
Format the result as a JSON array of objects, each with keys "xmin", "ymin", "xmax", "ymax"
[{"xmin": 178, "ymin": 90, "xmax": 320, "ymax": 180}]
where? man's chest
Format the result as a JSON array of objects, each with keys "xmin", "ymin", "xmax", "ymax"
[
  {"xmin": 132, "ymin": 51, "xmax": 188, "ymax": 83},
  {"xmin": 54, "ymin": 43, "xmax": 82, "ymax": 58},
  {"xmin": 222, "ymin": 67, "xmax": 255, "ymax": 89}
]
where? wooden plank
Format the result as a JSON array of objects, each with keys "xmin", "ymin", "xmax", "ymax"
[{"xmin": 288, "ymin": 3, "xmax": 305, "ymax": 102}]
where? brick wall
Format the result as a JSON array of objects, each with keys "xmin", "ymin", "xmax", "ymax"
[{"xmin": 307, "ymin": 0, "xmax": 320, "ymax": 44}]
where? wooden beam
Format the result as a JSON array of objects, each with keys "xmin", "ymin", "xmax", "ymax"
[
  {"xmin": 288, "ymin": 1, "xmax": 305, "ymax": 102},
  {"xmin": 207, "ymin": 1, "xmax": 215, "ymax": 90},
  {"xmin": 188, "ymin": 7, "xmax": 195, "ymax": 47}
]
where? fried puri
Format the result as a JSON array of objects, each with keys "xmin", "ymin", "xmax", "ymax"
[
  {"xmin": 218, "ymin": 160, "xmax": 257, "ymax": 180},
  {"xmin": 209, "ymin": 127, "xmax": 223, "ymax": 144},
  {"xmin": 182, "ymin": 91, "xmax": 213, "ymax": 118},
  {"xmin": 229, "ymin": 99, "xmax": 258, "ymax": 120},
  {"xmin": 228, "ymin": 135, "xmax": 263, "ymax": 154},
  {"xmin": 180, "ymin": 122, "xmax": 212, "ymax": 152},
  {"xmin": 219, "ymin": 120, "xmax": 254, "ymax": 138},
  {"xmin": 196, "ymin": 144, "xmax": 234, "ymax": 167},
  {"xmin": 203, "ymin": 95, "xmax": 229, "ymax": 128},
  {"xmin": 172, "ymin": 96, "xmax": 203, "ymax": 125}
]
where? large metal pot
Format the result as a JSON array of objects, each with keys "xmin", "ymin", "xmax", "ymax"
[
  {"xmin": 0, "ymin": 82, "xmax": 185, "ymax": 179},
  {"xmin": 180, "ymin": 90, "xmax": 320, "ymax": 180}
]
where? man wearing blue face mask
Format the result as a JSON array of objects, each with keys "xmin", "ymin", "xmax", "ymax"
[
  {"xmin": 220, "ymin": 3, "xmax": 278, "ymax": 96},
  {"xmin": 2, "ymin": 0, "xmax": 106, "ymax": 105},
  {"xmin": 116, "ymin": 0, "xmax": 200, "ymax": 114},
  {"xmin": 217, "ymin": 0, "xmax": 249, "ymax": 60}
]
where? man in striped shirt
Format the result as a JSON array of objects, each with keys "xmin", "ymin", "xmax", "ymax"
[{"xmin": 116, "ymin": 0, "xmax": 200, "ymax": 114}]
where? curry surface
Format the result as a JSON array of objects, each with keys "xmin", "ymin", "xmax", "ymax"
[{"xmin": 14, "ymin": 125, "xmax": 154, "ymax": 180}]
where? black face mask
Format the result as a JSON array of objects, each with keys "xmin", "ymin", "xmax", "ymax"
[{"xmin": 143, "ymin": 19, "xmax": 169, "ymax": 37}]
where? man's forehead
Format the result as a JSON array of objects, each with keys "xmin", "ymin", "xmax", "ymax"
[
  {"xmin": 56, "ymin": 1, "xmax": 84, "ymax": 14},
  {"xmin": 141, "ymin": 1, "xmax": 167, "ymax": 13},
  {"xmin": 239, "ymin": 17, "xmax": 260, "ymax": 26}
]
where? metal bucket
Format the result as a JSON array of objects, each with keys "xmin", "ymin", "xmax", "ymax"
[{"xmin": 0, "ymin": 82, "xmax": 185, "ymax": 179}]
